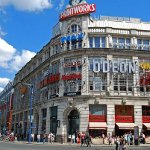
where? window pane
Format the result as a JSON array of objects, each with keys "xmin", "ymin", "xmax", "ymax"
[{"xmin": 94, "ymin": 37, "xmax": 100, "ymax": 48}]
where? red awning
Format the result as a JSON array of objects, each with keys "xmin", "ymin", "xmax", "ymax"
[{"xmin": 89, "ymin": 122, "xmax": 107, "ymax": 129}]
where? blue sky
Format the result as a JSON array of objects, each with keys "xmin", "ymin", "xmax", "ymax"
[{"xmin": 0, "ymin": 0, "xmax": 150, "ymax": 92}]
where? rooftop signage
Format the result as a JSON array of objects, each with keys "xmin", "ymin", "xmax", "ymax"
[
  {"xmin": 60, "ymin": 3, "xmax": 96, "ymax": 21},
  {"xmin": 93, "ymin": 60, "xmax": 137, "ymax": 73}
]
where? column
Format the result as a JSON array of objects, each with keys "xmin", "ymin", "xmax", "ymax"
[
  {"xmin": 82, "ymin": 55, "xmax": 89, "ymax": 95},
  {"xmin": 38, "ymin": 109, "xmax": 42, "ymax": 134},
  {"xmin": 107, "ymin": 105, "xmax": 115, "ymax": 136},
  {"xmin": 107, "ymin": 55, "xmax": 113, "ymax": 95},
  {"xmin": 46, "ymin": 107, "xmax": 50, "ymax": 134},
  {"xmin": 134, "ymin": 105, "xmax": 142, "ymax": 135},
  {"xmin": 132, "ymin": 56, "xmax": 139, "ymax": 96}
]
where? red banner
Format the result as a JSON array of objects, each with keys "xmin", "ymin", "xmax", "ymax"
[
  {"xmin": 62, "ymin": 73, "xmax": 81, "ymax": 80},
  {"xmin": 143, "ymin": 116, "xmax": 150, "ymax": 123},
  {"xmin": 89, "ymin": 115, "xmax": 106, "ymax": 122},
  {"xmin": 60, "ymin": 3, "xmax": 96, "ymax": 21},
  {"xmin": 115, "ymin": 116, "xmax": 134, "ymax": 123},
  {"xmin": 39, "ymin": 73, "xmax": 60, "ymax": 88}
]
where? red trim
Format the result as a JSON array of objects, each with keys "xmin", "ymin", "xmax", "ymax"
[
  {"xmin": 62, "ymin": 73, "xmax": 81, "ymax": 80},
  {"xmin": 89, "ymin": 115, "xmax": 106, "ymax": 122},
  {"xmin": 115, "ymin": 116, "xmax": 134, "ymax": 123},
  {"xmin": 143, "ymin": 116, "xmax": 150, "ymax": 123}
]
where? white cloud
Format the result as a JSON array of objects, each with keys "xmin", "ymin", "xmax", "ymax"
[
  {"xmin": 0, "ymin": 87, "xmax": 4, "ymax": 92},
  {"xmin": 10, "ymin": 50, "xmax": 36, "ymax": 71},
  {"xmin": 0, "ymin": 37, "xmax": 16, "ymax": 67},
  {"xmin": 0, "ymin": 77, "xmax": 10, "ymax": 87},
  {"xmin": 0, "ymin": 37, "xmax": 36, "ymax": 71},
  {"xmin": 0, "ymin": 0, "xmax": 53, "ymax": 12},
  {"xmin": 0, "ymin": 27, "xmax": 7, "ymax": 37},
  {"xmin": 0, "ymin": 77, "xmax": 10, "ymax": 93},
  {"xmin": 56, "ymin": 0, "xmax": 65, "ymax": 11}
]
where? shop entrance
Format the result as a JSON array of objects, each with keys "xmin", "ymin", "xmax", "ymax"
[{"xmin": 68, "ymin": 109, "xmax": 79, "ymax": 142}]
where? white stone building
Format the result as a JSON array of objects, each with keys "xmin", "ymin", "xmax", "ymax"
[{"xmin": 12, "ymin": 0, "xmax": 150, "ymax": 143}]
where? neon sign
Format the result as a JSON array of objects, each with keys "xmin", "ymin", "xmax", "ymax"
[
  {"xmin": 60, "ymin": 3, "xmax": 96, "ymax": 21},
  {"xmin": 61, "ymin": 33, "xmax": 84, "ymax": 44}
]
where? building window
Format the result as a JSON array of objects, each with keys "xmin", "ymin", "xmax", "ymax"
[
  {"xmin": 137, "ymin": 39, "xmax": 150, "ymax": 51},
  {"xmin": 112, "ymin": 37, "xmax": 131, "ymax": 49},
  {"xmin": 89, "ymin": 37, "xmax": 106, "ymax": 48},
  {"xmin": 88, "ymin": 57, "xmax": 107, "ymax": 91},
  {"xmin": 89, "ymin": 105, "xmax": 106, "ymax": 115},
  {"xmin": 112, "ymin": 58, "xmax": 134, "ymax": 92}
]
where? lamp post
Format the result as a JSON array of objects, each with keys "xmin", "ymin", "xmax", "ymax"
[{"xmin": 20, "ymin": 82, "xmax": 33, "ymax": 143}]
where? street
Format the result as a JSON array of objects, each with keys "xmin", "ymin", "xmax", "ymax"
[{"xmin": 0, "ymin": 142, "xmax": 150, "ymax": 150}]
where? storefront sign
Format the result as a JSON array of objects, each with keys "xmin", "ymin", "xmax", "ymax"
[
  {"xmin": 115, "ymin": 116, "xmax": 134, "ymax": 123},
  {"xmin": 62, "ymin": 73, "xmax": 81, "ymax": 80},
  {"xmin": 60, "ymin": 3, "xmax": 96, "ymax": 21},
  {"xmin": 89, "ymin": 115, "xmax": 106, "ymax": 122},
  {"xmin": 93, "ymin": 60, "xmax": 137, "ymax": 73},
  {"xmin": 63, "ymin": 61, "xmax": 81, "ymax": 68},
  {"xmin": 61, "ymin": 33, "xmax": 84, "ymax": 44},
  {"xmin": 39, "ymin": 73, "xmax": 60, "ymax": 88},
  {"xmin": 140, "ymin": 62, "xmax": 150, "ymax": 70},
  {"xmin": 64, "ymin": 91, "xmax": 81, "ymax": 96},
  {"xmin": 142, "ymin": 116, "xmax": 150, "ymax": 123}
]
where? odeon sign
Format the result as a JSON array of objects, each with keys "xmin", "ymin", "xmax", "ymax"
[
  {"xmin": 60, "ymin": 3, "xmax": 96, "ymax": 21},
  {"xmin": 93, "ymin": 60, "xmax": 137, "ymax": 73}
]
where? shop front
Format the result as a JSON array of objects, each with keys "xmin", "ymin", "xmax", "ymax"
[
  {"xmin": 89, "ymin": 104, "xmax": 107, "ymax": 138},
  {"xmin": 142, "ymin": 106, "xmax": 150, "ymax": 143},
  {"xmin": 115, "ymin": 105, "xmax": 135, "ymax": 136}
]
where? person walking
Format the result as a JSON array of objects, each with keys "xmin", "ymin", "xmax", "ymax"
[{"xmin": 43, "ymin": 134, "xmax": 46, "ymax": 144}]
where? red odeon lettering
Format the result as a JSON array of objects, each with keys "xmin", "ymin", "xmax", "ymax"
[{"xmin": 60, "ymin": 3, "xmax": 96, "ymax": 21}]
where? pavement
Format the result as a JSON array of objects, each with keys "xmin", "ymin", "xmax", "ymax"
[{"xmin": 14, "ymin": 141, "xmax": 150, "ymax": 147}]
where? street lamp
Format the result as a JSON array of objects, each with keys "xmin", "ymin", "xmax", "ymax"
[{"xmin": 19, "ymin": 82, "xmax": 33, "ymax": 143}]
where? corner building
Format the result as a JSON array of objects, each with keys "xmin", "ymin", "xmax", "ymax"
[{"xmin": 13, "ymin": 0, "xmax": 150, "ymax": 143}]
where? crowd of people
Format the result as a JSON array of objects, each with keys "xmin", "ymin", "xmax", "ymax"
[{"xmin": 0, "ymin": 129, "xmax": 147, "ymax": 149}]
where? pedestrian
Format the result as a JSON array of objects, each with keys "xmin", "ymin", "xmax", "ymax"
[
  {"xmin": 142, "ymin": 133, "xmax": 145, "ymax": 144},
  {"xmin": 102, "ymin": 133, "xmax": 105, "ymax": 144},
  {"xmin": 37, "ymin": 134, "xmax": 40, "ymax": 143},
  {"xmin": 80, "ymin": 132, "xmax": 85, "ymax": 147},
  {"xmin": 108, "ymin": 133, "xmax": 112, "ymax": 145},
  {"xmin": 43, "ymin": 134, "xmax": 46, "ymax": 144},
  {"xmin": 115, "ymin": 136, "xmax": 119, "ymax": 150}
]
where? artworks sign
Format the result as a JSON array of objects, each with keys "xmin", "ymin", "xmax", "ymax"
[
  {"xmin": 60, "ymin": 3, "xmax": 96, "ymax": 21},
  {"xmin": 93, "ymin": 60, "xmax": 137, "ymax": 73},
  {"xmin": 62, "ymin": 73, "xmax": 81, "ymax": 80},
  {"xmin": 63, "ymin": 61, "xmax": 81, "ymax": 68},
  {"xmin": 39, "ymin": 73, "xmax": 60, "ymax": 88}
]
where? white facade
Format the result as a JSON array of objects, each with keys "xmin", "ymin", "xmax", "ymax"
[{"xmin": 12, "ymin": 1, "xmax": 150, "ymax": 143}]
